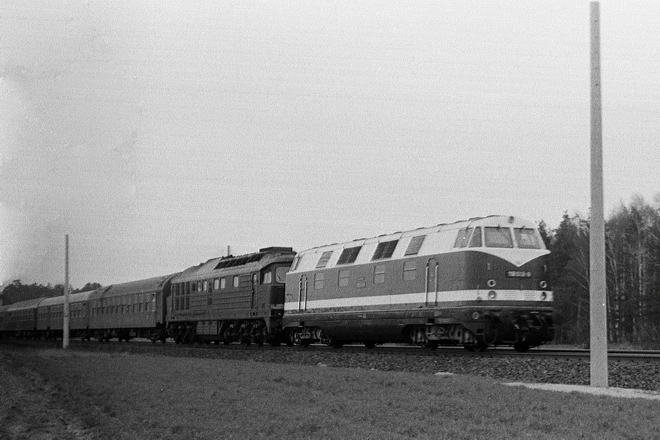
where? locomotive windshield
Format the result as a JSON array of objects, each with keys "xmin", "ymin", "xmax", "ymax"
[
  {"xmin": 514, "ymin": 228, "xmax": 541, "ymax": 249},
  {"xmin": 484, "ymin": 227, "xmax": 514, "ymax": 248}
]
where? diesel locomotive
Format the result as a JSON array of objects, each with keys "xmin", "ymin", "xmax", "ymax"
[{"xmin": 0, "ymin": 215, "xmax": 554, "ymax": 352}]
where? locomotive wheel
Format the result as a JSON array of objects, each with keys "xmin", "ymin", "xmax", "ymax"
[
  {"xmin": 514, "ymin": 341, "xmax": 530, "ymax": 353},
  {"xmin": 425, "ymin": 341, "xmax": 439, "ymax": 350},
  {"xmin": 463, "ymin": 342, "xmax": 487, "ymax": 352}
]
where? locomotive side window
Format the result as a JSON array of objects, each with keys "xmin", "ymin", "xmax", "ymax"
[
  {"xmin": 338, "ymin": 269, "xmax": 350, "ymax": 287},
  {"xmin": 316, "ymin": 251, "xmax": 333, "ymax": 268},
  {"xmin": 469, "ymin": 227, "xmax": 482, "ymax": 247},
  {"xmin": 403, "ymin": 261, "xmax": 416, "ymax": 281},
  {"xmin": 404, "ymin": 235, "xmax": 425, "ymax": 255},
  {"xmin": 453, "ymin": 228, "xmax": 473, "ymax": 248},
  {"xmin": 337, "ymin": 246, "xmax": 362, "ymax": 265},
  {"xmin": 374, "ymin": 265, "xmax": 386, "ymax": 284},
  {"xmin": 291, "ymin": 256, "xmax": 301, "ymax": 271},
  {"xmin": 485, "ymin": 227, "xmax": 514, "ymax": 248},
  {"xmin": 372, "ymin": 240, "xmax": 398, "ymax": 260},
  {"xmin": 275, "ymin": 267, "xmax": 288, "ymax": 283},
  {"xmin": 314, "ymin": 272, "xmax": 324, "ymax": 289},
  {"xmin": 514, "ymin": 228, "xmax": 541, "ymax": 249}
]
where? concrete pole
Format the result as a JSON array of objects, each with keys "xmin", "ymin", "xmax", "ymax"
[
  {"xmin": 590, "ymin": 1, "xmax": 608, "ymax": 387},
  {"xmin": 63, "ymin": 235, "xmax": 70, "ymax": 349}
]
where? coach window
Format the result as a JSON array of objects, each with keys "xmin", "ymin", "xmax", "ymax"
[
  {"xmin": 485, "ymin": 227, "xmax": 513, "ymax": 248},
  {"xmin": 203, "ymin": 280, "xmax": 208, "ymax": 292},
  {"xmin": 263, "ymin": 271, "xmax": 272, "ymax": 284},
  {"xmin": 221, "ymin": 278, "xmax": 226, "ymax": 289},
  {"xmin": 314, "ymin": 272, "xmax": 325, "ymax": 289},
  {"xmin": 403, "ymin": 261, "xmax": 417, "ymax": 281},
  {"xmin": 469, "ymin": 227, "xmax": 482, "ymax": 247},
  {"xmin": 338, "ymin": 269, "xmax": 350, "ymax": 287},
  {"xmin": 374, "ymin": 265, "xmax": 386, "ymax": 284},
  {"xmin": 214, "ymin": 279, "xmax": 220, "ymax": 290},
  {"xmin": 197, "ymin": 281, "xmax": 202, "ymax": 292},
  {"xmin": 233, "ymin": 276, "xmax": 239, "ymax": 288}
]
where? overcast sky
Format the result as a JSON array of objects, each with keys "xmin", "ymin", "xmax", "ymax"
[{"xmin": 1, "ymin": 1, "xmax": 659, "ymax": 287}]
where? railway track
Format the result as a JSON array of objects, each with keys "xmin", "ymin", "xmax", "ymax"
[
  {"xmin": 6, "ymin": 338, "xmax": 660, "ymax": 391},
  {"xmin": 5, "ymin": 338, "xmax": 660, "ymax": 362}
]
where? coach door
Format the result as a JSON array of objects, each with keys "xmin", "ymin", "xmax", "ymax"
[
  {"xmin": 298, "ymin": 275, "xmax": 308, "ymax": 312},
  {"xmin": 425, "ymin": 258, "xmax": 439, "ymax": 306}
]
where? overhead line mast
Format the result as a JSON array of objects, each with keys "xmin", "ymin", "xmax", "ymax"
[
  {"xmin": 590, "ymin": 1, "xmax": 608, "ymax": 388},
  {"xmin": 63, "ymin": 234, "xmax": 70, "ymax": 349}
]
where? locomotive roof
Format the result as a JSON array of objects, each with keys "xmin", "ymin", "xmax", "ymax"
[
  {"xmin": 291, "ymin": 215, "xmax": 547, "ymax": 272},
  {"xmin": 172, "ymin": 246, "xmax": 295, "ymax": 282}
]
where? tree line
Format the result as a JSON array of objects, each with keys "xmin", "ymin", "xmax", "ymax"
[
  {"xmin": 0, "ymin": 281, "xmax": 102, "ymax": 306},
  {"xmin": 544, "ymin": 195, "xmax": 660, "ymax": 348},
  {"xmin": 3, "ymin": 195, "xmax": 659, "ymax": 347}
]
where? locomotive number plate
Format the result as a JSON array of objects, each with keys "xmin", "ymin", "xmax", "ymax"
[{"xmin": 506, "ymin": 270, "xmax": 532, "ymax": 278}]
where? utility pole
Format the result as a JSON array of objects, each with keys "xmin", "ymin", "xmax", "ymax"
[
  {"xmin": 590, "ymin": 0, "xmax": 608, "ymax": 387},
  {"xmin": 63, "ymin": 234, "xmax": 70, "ymax": 349}
]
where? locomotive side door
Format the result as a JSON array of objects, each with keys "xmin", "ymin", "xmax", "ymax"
[
  {"xmin": 298, "ymin": 275, "xmax": 308, "ymax": 312},
  {"xmin": 251, "ymin": 273, "xmax": 258, "ymax": 309},
  {"xmin": 425, "ymin": 258, "xmax": 439, "ymax": 306}
]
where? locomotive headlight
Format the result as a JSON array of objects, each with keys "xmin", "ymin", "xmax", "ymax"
[
  {"xmin": 488, "ymin": 290, "xmax": 497, "ymax": 300},
  {"xmin": 539, "ymin": 280, "xmax": 548, "ymax": 289},
  {"xmin": 487, "ymin": 279, "xmax": 496, "ymax": 288},
  {"xmin": 541, "ymin": 291, "xmax": 547, "ymax": 301}
]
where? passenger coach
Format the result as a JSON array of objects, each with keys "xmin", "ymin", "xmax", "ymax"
[
  {"xmin": 283, "ymin": 215, "xmax": 554, "ymax": 351},
  {"xmin": 88, "ymin": 276, "xmax": 172, "ymax": 342},
  {"xmin": 37, "ymin": 290, "xmax": 94, "ymax": 340}
]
